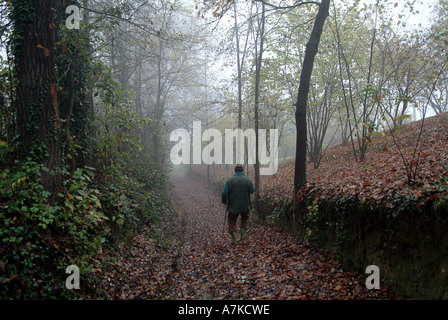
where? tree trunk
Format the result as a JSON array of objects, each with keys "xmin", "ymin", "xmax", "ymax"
[
  {"xmin": 234, "ymin": 2, "xmax": 243, "ymax": 130},
  {"xmin": 65, "ymin": 65, "xmax": 76, "ymax": 177},
  {"xmin": 154, "ymin": 46, "xmax": 164, "ymax": 166},
  {"xmin": 14, "ymin": 0, "xmax": 62, "ymax": 195},
  {"xmin": 83, "ymin": 0, "xmax": 97, "ymax": 163},
  {"xmin": 254, "ymin": 2, "xmax": 265, "ymax": 215},
  {"xmin": 294, "ymin": 0, "xmax": 330, "ymax": 194}
]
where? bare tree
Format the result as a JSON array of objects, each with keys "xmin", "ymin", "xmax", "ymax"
[{"xmin": 294, "ymin": 0, "xmax": 330, "ymax": 193}]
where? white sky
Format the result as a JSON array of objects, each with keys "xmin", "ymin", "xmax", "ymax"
[{"xmin": 360, "ymin": 0, "xmax": 439, "ymax": 31}]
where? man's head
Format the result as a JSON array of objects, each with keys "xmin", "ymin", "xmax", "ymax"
[{"xmin": 235, "ymin": 164, "xmax": 244, "ymax": 173}]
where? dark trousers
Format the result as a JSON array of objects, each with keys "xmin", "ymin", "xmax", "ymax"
[{"xmin": 228, "ymin": 212, "xmax": 249, "ymax": 234}]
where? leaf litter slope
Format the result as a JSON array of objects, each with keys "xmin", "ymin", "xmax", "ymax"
[
  {"xmin": 159, "ymin": 170, "xmax": 394, "ymax": 300},
  {"xmin": 262, "ymin": 113, "xmax": 448, "ymax": 207}
]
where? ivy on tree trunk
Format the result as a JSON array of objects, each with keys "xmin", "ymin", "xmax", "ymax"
[{"xmin": 13, "ymin": 0, "xmax": 62, "ymax": 194}]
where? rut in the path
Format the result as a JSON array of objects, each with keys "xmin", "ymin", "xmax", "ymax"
[
  {"xmin": 96, "ymin": 170, "xmax": 395, "ymax": 299},
  {"xmin": 160, "ymin": 171, "xmax": 395, "ymax": 300}
]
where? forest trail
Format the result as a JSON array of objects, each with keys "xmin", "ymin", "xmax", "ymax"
[
  {"xmin": 97, "ymin": 170, "xmax": 395, "ymax": 300},
  {"xmin": 159, "ymin": 170, "xmax": 395, "ymax": 300}
]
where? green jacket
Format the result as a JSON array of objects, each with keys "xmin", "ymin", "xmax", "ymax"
[{"xmin": 221, "ymin": 172, "xmax": 255, "ymax": 214}]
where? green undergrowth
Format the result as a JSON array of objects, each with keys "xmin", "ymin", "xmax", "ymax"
[{"xmin": 0, "ymin": 158, "xmax": 169, "ymax": 299}]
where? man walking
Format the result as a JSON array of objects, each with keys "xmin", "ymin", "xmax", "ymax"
[{"xmin": 221, "ymin": 164, "xmax": 255, "ymax": 244}]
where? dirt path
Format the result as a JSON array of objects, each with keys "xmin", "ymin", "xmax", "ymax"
[
  {"xmin": 160, "ymin": 170, "xmax": 395, "ymax": 300},
  {"xmin": 96, "ymin": 170, "xmax": 395, "ymax": 300}
]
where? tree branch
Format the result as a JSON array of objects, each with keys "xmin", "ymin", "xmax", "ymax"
[{"xmin": 258, "ymin": 0, "xmax": 321, "ymax": 10}]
